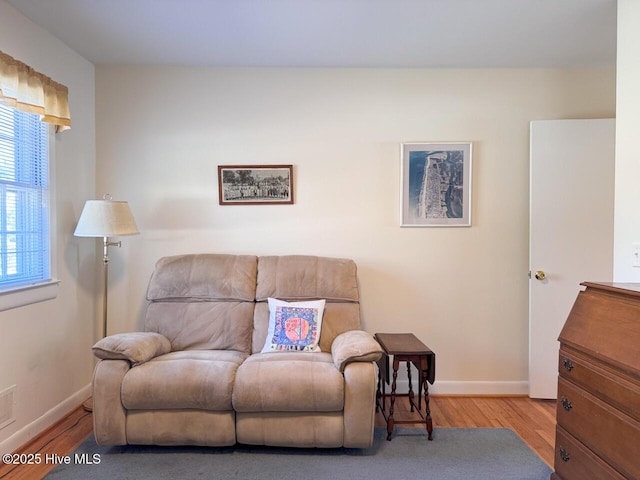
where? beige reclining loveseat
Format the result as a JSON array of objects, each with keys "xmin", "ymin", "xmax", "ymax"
[{"xmin": 91, "ymin": 254, "xmax": 383, "ymax": 448}]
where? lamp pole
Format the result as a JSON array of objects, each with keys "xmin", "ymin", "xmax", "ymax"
[{"xmin": 102, "ymin": 236, "xmax": 121, "ymax": 338}]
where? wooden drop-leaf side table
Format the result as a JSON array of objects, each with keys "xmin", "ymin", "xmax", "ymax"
[{"xmin": 374, "ymin": 333, "xmax": 435, "ymax": 441}]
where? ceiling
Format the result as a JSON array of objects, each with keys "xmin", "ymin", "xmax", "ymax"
[{"xmin": 6, "ymin": 0, "xmax": 617, "ymax": 68}]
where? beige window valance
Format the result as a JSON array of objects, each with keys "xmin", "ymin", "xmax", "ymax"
[{"xmin": 0, "ymin": 50, "xmax": 71, "ymax": 132}]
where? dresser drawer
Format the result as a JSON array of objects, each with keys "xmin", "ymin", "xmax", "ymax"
[
  {"xmin": 553, "ymin": 426, "xmax": 625, "ymax": 480},
  {"xmin": 557, "ymin": 378, "xmax": 640, "ymax": 479},
  {"xmin": 559, "ymin": 346, "xmax": 640, "ymax": 423}
]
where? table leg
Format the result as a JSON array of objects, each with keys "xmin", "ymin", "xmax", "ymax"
[
  {"xmin": 421, "ymin": 368, "xmax": 433, "ymax": 440},
  {"xmin": 387, "ymin": 357, "xmax": 399, "ymax": 441},
  {"xmin": 407, "ymin": 362, "xmax": 414, "ymax": 412}
]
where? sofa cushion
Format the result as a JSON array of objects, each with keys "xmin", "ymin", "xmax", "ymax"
[
  {"xmin": 145, "ymin": 302, "xmax": 254, "ymax": 353},
  {"xmin": 236, "ymin": 413, "xmax": 344, "ymax": 448},
  {"xmin": 126, "ymin": 410, "xmax": 236, "ymax": 447},
  {"xmin": 147, "ymin": 254, "xmax": 257, "ymax": 302},
  {"xmin": 256, "ymin": 256, "xmax": 359, "ymax": 302},
  {"xmin": 232, "ymin": 353, "xmax": 344, "ymax": 412},
  {"xmin": 121, "ymin": 350, "xmax": 247, "ymax": 411},
  {"xmin": 260, "ymin": 298, "xmax": 325, "ymax": 353}
]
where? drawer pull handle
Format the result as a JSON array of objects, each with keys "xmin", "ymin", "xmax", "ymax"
[
  {"xmin": 562, "ymin": 358, "xmax": 574, "ymax": 372},
  {"xmin": 559, "ymin": 447, "xmax": 571, "ymax": 462},
  {"xmin": 561, "ymin": 397, "xmax": 573, "ymax": 411}
]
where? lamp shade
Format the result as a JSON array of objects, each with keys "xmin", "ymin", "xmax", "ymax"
[{"xmin": 74, "ymin": 199, "xmax": 139, "ymax": 237}]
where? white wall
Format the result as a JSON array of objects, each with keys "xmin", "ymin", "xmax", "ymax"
[
  {"xmin": 0, "ymin": 1, "xmax": 96, "ymax": 453},
  {"xmin": 96, "ymin": 65, "xmax": 615, "ymax": 394},
  {"xmin": 614, "ymin": 0, "xmax": 640, "ymax": 282}
]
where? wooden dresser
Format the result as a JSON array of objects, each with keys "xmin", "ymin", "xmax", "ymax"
[{"xmin": 552, "ymin": 282, "xmax": 640, "ymax": 480}]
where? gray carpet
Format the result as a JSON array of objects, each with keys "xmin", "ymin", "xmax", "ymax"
[{"xmin": 45, "ymin": 427, "xmax": 552, "ymax": 480}]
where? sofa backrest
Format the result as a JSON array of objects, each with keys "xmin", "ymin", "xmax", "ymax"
[
  {"xmin": 252, "ymin": 255, "xmax": 362, "ymax": 353},
  {"xmin": 144, "ymin": 254, "xmax": 257, "ymax": 354}
]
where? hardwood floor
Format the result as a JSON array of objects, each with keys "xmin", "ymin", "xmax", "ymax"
[
  {"xmin": 0, "ymin": 407, "xmax": 93, "ymax": 480},
  {"xmin": 0, "ymin": 396, "xmax": 556, "ymax": 479}
]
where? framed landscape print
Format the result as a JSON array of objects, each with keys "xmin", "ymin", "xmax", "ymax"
[
  {"xmin": 218, "ymin": 165, "xmax": 294, "ymax": 205},
  {"xmin": 400, "ymin": 142, "xmax": 472, "ymax": 227}
]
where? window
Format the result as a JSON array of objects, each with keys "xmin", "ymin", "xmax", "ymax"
[{"xmin": 0, "ymin": 104, "xmax": 51, "ymax": 291}]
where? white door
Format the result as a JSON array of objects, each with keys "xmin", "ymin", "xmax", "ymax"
[{"xmin": 529, "ymin": 119, "xmax": 615, "ymax": 399}]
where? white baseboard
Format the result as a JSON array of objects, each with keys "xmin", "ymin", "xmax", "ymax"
[
  {"xmin": 0, "ymin": 384, "xmax": 91, "ymax": 455},
  {"xmin": 389, "ymin": 380, "xmax": 529, "ymax": 396}
]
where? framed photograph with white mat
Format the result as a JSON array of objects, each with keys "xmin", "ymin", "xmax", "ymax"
[{"xmin": 400, "ymin": 142, "xmax": 472, "ymax": 227}]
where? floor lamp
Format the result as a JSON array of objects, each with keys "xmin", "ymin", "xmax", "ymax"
[{"xmin": 74, "ymin": 195, "xmax": 139, "ymax": 410}]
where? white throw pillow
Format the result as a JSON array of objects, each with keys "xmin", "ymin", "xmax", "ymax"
[{"xmin": 261, "ymin": 298, "xmax": 326, "ymax": 353}]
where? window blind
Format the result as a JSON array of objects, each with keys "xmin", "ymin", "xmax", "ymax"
[{"xmin": 0, "ymin": 104, "xmax": 50, "ymax": 289}]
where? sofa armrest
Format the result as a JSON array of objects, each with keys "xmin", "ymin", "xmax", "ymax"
[
  {"xmin": 92, "ymin": 359, "xmax": 129, "ymax": 445},
  {"xmin": 343, "ymin": 361, "xmax": 378, "ymax": 447},
  {"xmin": 331, "ymin": 330, "xmax": 383, "ymax": 373},
  {"xmin": 92, "ymin": 332, "xmax": 171, "ymax": 366}
]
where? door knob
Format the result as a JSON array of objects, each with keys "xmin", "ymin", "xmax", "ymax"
[{"xmin": 534, "ymin": 270, "xmax": 546, "ymax": 281}]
